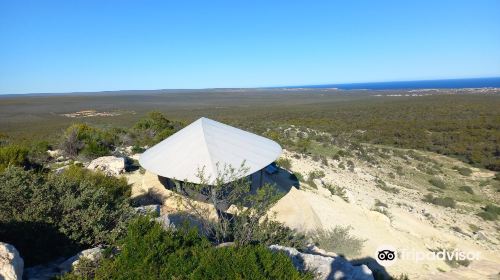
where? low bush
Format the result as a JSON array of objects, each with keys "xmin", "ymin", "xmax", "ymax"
[
  {"xmin": 477, "ymin": 204, "xmax": 500, "ymax": 221},
  {"xmin": 308, "ymin": 170, "xmax": 325, "ymax": 179},
  {"xmin": 309, "ymin": 226, "xmax": 364, "ymax": 257},
  {"xmin": 338, "ymin": 162, "xmax": 346, "ymax": 169},
  {"xmin": 129, "ymin": 111, "xmax": 183, "ymax": 147},
  {"xmin": 429, "ymin": 178, "xmax": 446, "ymax": 189},
  {"xmin": 375, "ymin": 178, "xmax": 400, "ymax": 194},
  {"xmin": 233, "ymin": 216, "xmax": 307, "ymax": 249},
  {"xmin": 131, "ymin": 145, "xmax": 145, "ymax": 153},
  {"xmin": 374, "ymin": 199, "xmax": 388, "ymax": 208},
  {"xmin": 422, "ymin": 194, "xmax": 456, "ymax": 208},
  {"xmin": 276, "ymin": 157, "xmax": 292, "ymax": 170},
  {"xmin": 459, "ymin": 185, "xmax": 474, "ymax": 194},
  {"xmin": 324, "ymin": 183, "xmax": 349, "ymax": 202},
  {"xmin": 304, "ymin": 170, "xmax": 325, "ymax": 189},
  {"xmin": 430, "ymin": 247, "xmax": 471, "ymax": 268},
  {"xmin": 0, "ymin": 144, "xmax": 29, "ymax": 172},
  {"xmin": 76, "ymin": 217, "xmax": 312, "ymax": 280},
  {"xmin": 469, "ymin": 224, "xmax": 481, "ymax": 232},
  {"xmin": 295, "ymin": 138, "xmax": 311, "ymax": 153},
  {"xmin": 457, "ymin": 167, "xmax": 473, "ymax": 176},
  {"xmin": 61, "ymin": 124, "xmax": 117, "ymax": 159},
  {"xmin": 477, "ymin": 211, "xmax": 497, "ymax": 221},
  {"xmin": 0, "ymin": 166, "xmax": 132, "ymax": 265}
]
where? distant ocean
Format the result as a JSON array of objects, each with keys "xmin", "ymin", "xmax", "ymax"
[{"xmin": 296, "ymin": 77, "xmax": 500, "ymax": 90}]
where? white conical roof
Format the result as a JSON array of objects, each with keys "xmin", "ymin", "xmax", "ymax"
[{"xmin": 139, "ymin": 117, "xmax": 282, "ymax": 184}]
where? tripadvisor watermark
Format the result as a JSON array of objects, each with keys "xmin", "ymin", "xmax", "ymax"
[{"xmin": 375, "ymin": 245, "xmax": 481, "ymax": 267}]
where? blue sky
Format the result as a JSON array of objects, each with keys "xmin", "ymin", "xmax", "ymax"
[{"xmin": 1, "ymin": 0, "xmax": 499, "ymax": 94}]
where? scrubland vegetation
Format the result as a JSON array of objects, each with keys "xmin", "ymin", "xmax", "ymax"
[
  {"xmin": 309, "ymin": 226, "xmax": 364, "ymax": 257},
  {"xmin": 0, "ymin": 112, "xmax": 325, "ymax": 279},
  {"xmin": 1, "ymin": 91, "xmax": 498, "ymax": 171},
  {"xmin": 62, "ymin": 217, "xmax": 311, "ymax": 280},
  {"xmin": 0, "ymin": 166, "xmax": 132, "ymax": 266},
  {"xmin": 0, "ymin": 89, "xmax": 499, "ymax": 279}
]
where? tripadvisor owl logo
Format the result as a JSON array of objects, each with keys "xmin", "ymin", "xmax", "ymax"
[
  {"xmin": 375, "ymin": 244, "xmax": 481, "ymax": 266},
  {"xmin": 375, "ymin": 245, "xmax": 397, "ymax": 266}
]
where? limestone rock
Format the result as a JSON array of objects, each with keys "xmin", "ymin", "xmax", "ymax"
[
  {"xmin": 58, "ymin": 247, "xmax": 103, "ymax": 274},
  {"xmin": 87, "ymin": 156, "xmax": 125, "ymax": 176},
  {"xmin": 0, "ymin": 242, "xmax": 23, "ymax": 280},
  {"xmin": 47, "ymin": 149, "xmax": 62, "ymax": 158},
  {"xmin": 269, "ymin": 245, "xmax": 373, "ymax": 280}
]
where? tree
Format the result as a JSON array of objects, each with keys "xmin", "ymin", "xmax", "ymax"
[{"xmin": 178, "ymin": 163, "xmax": 305, "ymax": 248}]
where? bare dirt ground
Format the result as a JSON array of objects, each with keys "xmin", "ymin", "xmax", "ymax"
[{"xmin": 271, "ymin": 149, "xmax": 500, "ymax": 279}]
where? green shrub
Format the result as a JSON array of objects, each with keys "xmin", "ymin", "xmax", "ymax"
[
  {"xmin": 80, "ymin": 139, "xmax": 110, "ymax": 158},
  {"xmin": 374, "ymin": 199, "xmax": 388, "ymax": 208},
  {"xmin": 477, "ymin": 204, "xmax": 500, "ymax": 221},
  {"xmin": 477, "ymin": 211, "xmax": 496, "ymax": 221},
  {"xmin": 309, "ymin": 226, "xmax": 364, "ymax": 257},
  {"xmin": 26, "ymin": 141, "xmax": 51, "ymax": 167},
  {"xmin": 131, "ymin": 144, "xmax": 145, "ymax": 153},
  {"xmin": 233, "ymin": 216, "xmax": 307, "ymax": 250},
  {"xmin": 429, "ymin": 178, "xmax": 446, "ymax": 189},
  {"xmin": 431, "ymin": 247, "xmax": 472, "ymax": 268},
  {"xmin": 422, "ymin": 194, "xmax": 456, "ymax": 208},
  {"xmin": 457, "ymin": 167, "xmax": 473, "ymax": 176},
  {"xmin": 469, "ymin": 224, "xmax": 481, "ymax": 232},
  {"xmin": 0, "ymin": 144, "xmax": 29, "ymax": 172},
  {"xmin": 375, "ymin": 178, "xmax": 400, "ymax": 194},
  {"xmin": 304, "ymin": 170, "xmax": 325, "ymax": 189},
  {"xmin": 395, "ymin": 166, "xmax": 404, "ymax": 176},
  {"xmin": 276, "ymin": 158, "xmax": 292, "ymax": 170},
  {"xmin": 293, "ymin": 138, "xmax": 310, "ymax": 154},
  {"xmin": 61, "ymin": 124, "xmax": 117, "ymax": 159},
  {"xmin": 459, "ymin": 185, "xmax": 474, "ymax": 194},
  {"xmin": 0, "ymin": 166, "xmax": 132, "ymax": 265},
  {"xmin": 338, "ymin": 162, "xmax": 346, "ymax": 169},
  {"xmin": 308, "ymin": 170, "xmax": 325, "ymax": 179},
  {"xmin": 84, "ymin": 218, "xmax": 312, "ymax": 280},
  {"xmin": 131, "ymin": 111, "xmax": 183, "ymax": 146},
  {"xmin": 325, "ymin": 184, "xmax": 349, "ymax": 202}
]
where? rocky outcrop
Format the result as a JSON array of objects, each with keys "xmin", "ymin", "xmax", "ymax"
[
  {"xmin": 58, "ymin": 247, "xmax": 103, "ymax": 273},
  {"xmin": 0, "ymin": 242, "xmax": 23, "ymax": 280},
  {"xmin": 87, "ymin": 156, "xmax": 125, "ymax": 176},
  {"xmin": 269, "ymin": 245, "xmax": 373, "ymax": 280},
  {"xmin": 25, "ymin": 247, "xmax": 103, "ymax": 280}
]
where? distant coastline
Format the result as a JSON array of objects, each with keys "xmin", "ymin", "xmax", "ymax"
[
  {"xmin": 291, "ymin": 77, "xmax": 500, "ymax": 90},
  {"xmin": 1, "ymin": 77, "xmax": 500, "ymax": 96}
]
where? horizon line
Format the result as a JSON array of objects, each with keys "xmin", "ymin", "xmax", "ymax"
[{"xmin": 1, "ymin": 76, "xmax": 500, "ymax": 96}]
